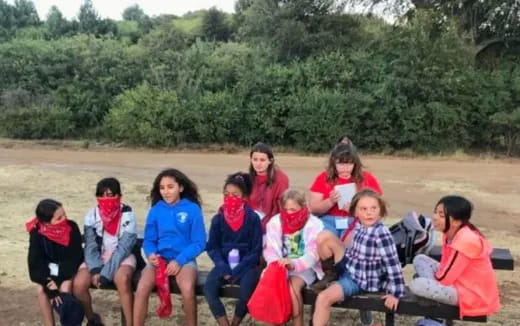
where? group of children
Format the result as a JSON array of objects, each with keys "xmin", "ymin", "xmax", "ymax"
[{"xmin": 27, "ymin": 140, "xmax": 501, "ymax": 326}]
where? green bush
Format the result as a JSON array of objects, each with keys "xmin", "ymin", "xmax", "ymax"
[{"xmin": 0, "ymin": 105, "xmax": 74, "ymax": 139}]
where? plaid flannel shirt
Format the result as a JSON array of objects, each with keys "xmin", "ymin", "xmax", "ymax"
[{"xmin": 343, "ymin": 221, "xmax": 406, "ymax": 298}]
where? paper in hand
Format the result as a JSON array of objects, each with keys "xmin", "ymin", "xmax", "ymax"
[{"xmin": 334, "ymin": 183, "xmax": 356, "ymax": 210}]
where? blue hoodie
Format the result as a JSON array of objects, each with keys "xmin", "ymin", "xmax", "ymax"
[{"xmin": 143, "ymin": 198, "xmax": 206, "ymax": 266}]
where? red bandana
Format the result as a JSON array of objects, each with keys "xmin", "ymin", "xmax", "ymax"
[
  {"xmin": 222, "ymin": 195, "xmax": 246, "ymax": 232},
  {"xmin": 281, "ymin": 207, "xmax": 309, "ymax": 235},
  {"xmin": 25, "ymin": 217, "xmax": 71, "ymax": 246},
  {"xmin": 97, "ymin": 197, "xmax": 122, "ymax": 235}
]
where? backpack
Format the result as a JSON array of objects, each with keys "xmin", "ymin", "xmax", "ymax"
[{"xmin": 390, "ymin": 211, "xmax": 435, "ymax": 266}]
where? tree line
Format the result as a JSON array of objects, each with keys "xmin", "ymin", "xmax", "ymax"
[{"xmin": 0, "ymin": 0, "xmax": 519, "ymax": 155}]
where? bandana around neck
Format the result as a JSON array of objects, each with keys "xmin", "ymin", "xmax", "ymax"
[
  {"xmin": 97, "ymin": 197, "xmax": 122, "ymax": 235},
  {"xmin": 222, "ymin": 195, "xmax": 246, "ymax": 232},
  {"xmin": 26, "ymin": 217, "xmax": 71, "ymax": 246},
  {"xmin": 281, "ymin": 207, "xmax": 309, "ymax": 235}
]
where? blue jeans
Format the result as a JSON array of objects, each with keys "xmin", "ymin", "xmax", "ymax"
[
  {"xmin": 320, "ymin": 215, "xmax": 355, "ymax": 238},
  {"xmin": 204, "ymin": 267, "xmax": 260, "ymax": 319}
]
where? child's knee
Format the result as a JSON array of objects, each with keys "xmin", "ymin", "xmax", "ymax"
[
  {"xmin": 413, "ymin": 253, "xmax": 428, "ymax": 267},
  {"xmin": 316, "ymin": 290, "xmax": 336, "ymax": 307},
  {"xmin": 36, "ymin": 285, "xmax": 47, "ymax": 296},
  {"xmin": 409, "ymin": 277, "xmax": 426, "ymax": 295}
]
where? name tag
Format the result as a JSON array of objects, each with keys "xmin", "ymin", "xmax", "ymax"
[
  {"xmin": 48, "ymin": 263, "xmax": 59, "ymax": 276},
  {"xmin": 335, "ymin": 218, "xmax": 350, "ymax": 230}
]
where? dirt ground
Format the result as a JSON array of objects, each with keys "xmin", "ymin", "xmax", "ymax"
[{"xmin": 0, "ymin": 140, "xmax": 519, "ymax": 325}]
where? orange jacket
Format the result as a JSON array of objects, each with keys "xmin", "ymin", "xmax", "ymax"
[{"xmin": 435, "ymin": 226, "xmax": 501, "ymax": 318}]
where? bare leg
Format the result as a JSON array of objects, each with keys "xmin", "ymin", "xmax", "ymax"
[
  {"xmin": 133, "ymin": 267, "xmax": 156, "ymax": 326},
  {"xmin": 73, "ymin": 268, "xmax": 96, "ymax": 320},
  {"xmin": 289, "ymin": 276, "xmax": 306, "ymax": 326},
  {"xmin": 176, "ymin": 265, "xmax": 198, "ymax": 326},
  {"xmin": 316, "ymin": 231, "xmax": 346, "ymax": 263},
  {"xmin": 114, "ymin": 265, "xmax": 135, "ymax": 326},
  {"xmin": 217, "ymin": 316, "xmax": 230, "ymax": 326},
  {"xmin": 36, "ymin": 285, "xmax": 55, "ymax": 326},
  {"xmin": 312, "ymin": 283, "xmax": 344, "ymax": 326}
]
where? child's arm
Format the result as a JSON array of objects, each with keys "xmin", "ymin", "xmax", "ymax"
[
  {"xmin": 231, "ymin": 215, "xmax": 263, "ymax": 280},
  {"xmin": 142, "ymin": 209, "xmax": 159, "ymax": 259},
  {"xmin": 100, "ymin": 206, "xmax": 138, "ymax": 284},
  {"xmin": 435, "ymin": 249, "xmax": 472, "ymax": 286},
  {"xmin": 28, "ymin": 231, "xmax": 51, "ymax": 286},
  {"xmin": 290, "ymin": 220, "xmax": 323, "ymax": 273},
  {"xmin": 206, "ymin": 214, "xmax": 232, "ymax": 277},
  {"xmin": 263, "ymin": 216, "xmax": 283, "ymax": 264},
  {"xmin": 376, "ymin": 227, "xmax": 406, "ymax": 299},
  {"xmin": 83, "ymin": 208, "xmax": 104, "ymax": 274},
  {"xmin": 174, "ymin": 206, "xmax": 206, "ymax": 266}
]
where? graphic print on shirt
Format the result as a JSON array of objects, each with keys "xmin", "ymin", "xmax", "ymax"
[
  {"xmin": 282, "ymin": 231, "xmax": 305, "ymax": 259},
  {"xmin": 177, "ymin": 212, "xmax": 188, "ymax": 223}
]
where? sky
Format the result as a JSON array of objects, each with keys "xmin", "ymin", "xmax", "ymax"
[{"xmin": 17, "ymin": 0, "xmax": 237, "ymax": 20}]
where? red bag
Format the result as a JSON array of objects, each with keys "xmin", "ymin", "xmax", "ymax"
[
  {"xmin": 155, "ymin": 257, "xmax": 172, "ymax": 318},
  {"xmin": 247, "ymin": 262, "xmax": 292, "ymax": 324}
]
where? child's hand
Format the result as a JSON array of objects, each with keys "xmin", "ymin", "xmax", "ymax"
[
  {"xmin": 381, "ymin": 294, "xmax": 399, "ymax": 311},
  {"xmin": 148, "ymin": 253, "xmax": 159, "ymax": 267},
  {"xmin": 46, "ymin": 279, "xmax": 58, "ymax": 290},
  {"xmin": 277, "ymin": 258, "xmax": 294, "ymax": 270},
  {"xmin": 166, "ymin": 261, "xmax": 180, "ymax": 276},
  {"xmin": 51, "ymin": 294, "xmax": 63, "ymax": 307},
  {"xmin": 329, "ymin": 190, "xmax": 340, "ymax": 204},
  {"xmin": 92, "ymin": 273, "xmax": 101, "ymax": 288}
]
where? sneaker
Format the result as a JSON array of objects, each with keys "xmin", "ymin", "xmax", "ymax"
[{"xmin": 86, "ymin": 313, "xmax": 105, "ymax": 326}]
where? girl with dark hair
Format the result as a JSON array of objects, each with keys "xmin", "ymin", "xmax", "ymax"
[
  {"xmin": 204, "ymin": 172, "xmax": 262, "ymax": 326},
  {"xmin": 410, "ymin": 196, "xmax": 501, "ymax": 319},
  {"xmin": 74, "ymin": 177, "xmax": 137, "ymax": 326},
  {"xmin": 26, "ymin": 199, "xmax": 84, "ymax": 326},
  {"xmin": 133, "ymin": 169, "xmax": 206, "ymax": 326},
  {"xmin": 248, "ymin": 142, "xmax": 289, "ymax": 233}
]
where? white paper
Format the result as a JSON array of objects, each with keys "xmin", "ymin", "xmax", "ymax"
[{"xmin": 334, "ymin": 183, "xmax": 356, "ymax": 210}]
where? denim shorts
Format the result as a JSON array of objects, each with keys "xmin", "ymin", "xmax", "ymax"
[
  {"xmin": 146, "ymin": 259, "xmax": 198, "ymax": 270},
  {"xmin": 334, "ymin": 269, "xmax": 360, "ymax": 297},
  {"xmin": 320, "ymin": 215, "xmax": 355, "ymax": 238}
]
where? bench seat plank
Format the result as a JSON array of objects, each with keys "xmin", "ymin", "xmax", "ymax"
[{"xmin": 429, "ymin": 246, "xmax": 514, "ymax": 270}]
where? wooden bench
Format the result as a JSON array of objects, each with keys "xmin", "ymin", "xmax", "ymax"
[{"xmin": 105, "ymin": 239, "xmax": 514, "ymax": 326}]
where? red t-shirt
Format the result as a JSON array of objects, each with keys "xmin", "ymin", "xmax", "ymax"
[{"xmin": 309, "ymin": 170, "xmax": 382, "ymax": 217}]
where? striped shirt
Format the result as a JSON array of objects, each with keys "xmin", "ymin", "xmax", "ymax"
[{"xmin": 343, "ymin": 221, "xmax": 406, "ymax": 298}]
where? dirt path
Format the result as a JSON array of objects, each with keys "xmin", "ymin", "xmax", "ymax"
[{"xmin": 1, "ymin": 146, "xmax": 519, "ymax": 231}]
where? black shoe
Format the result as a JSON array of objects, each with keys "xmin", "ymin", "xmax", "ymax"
[{"xmin": 86, "ymin": 313, "xmax": 104, "ymax": 326}]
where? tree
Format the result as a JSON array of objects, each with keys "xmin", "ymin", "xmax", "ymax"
[
  {"xmin": 78, "ymin": 0, "xmax": 100, "ymax": 34},
  {"xmin": 346, "ymin": 0, "xmax": 520, "ymax": 56},
  {"xmin": 13, "ymin": 0, "xmax": 40, "ymax": 27},
  {"xmin": 201, "ymin": 7, "xmax": 231, "ymax": 41},
  {"xmin": 122, "ymin": 4, "xmax": 146, "ymax": 21},
  {"xmin": 237, "ymin": 0, "xmax": 353, "ymax": 61},
  {"xmin": 46, "ymin": 6, "xmax": 70, "ymax": 38}
]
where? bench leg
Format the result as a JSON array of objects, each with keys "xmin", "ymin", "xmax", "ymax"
[
  {"xmin": 446, "ymin": 320, "xmax": 454, "ymax": 326},
  {"xmin": 308, "ymin": 302, "xmax": 315, "ymax": 326},
  {"xmin": 385, "ymin": 312, "xmax": 395, "ymax": 326},
  {"xmin": 120, "ymin": 307, "xmax": 126, "ymax": 326}
]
